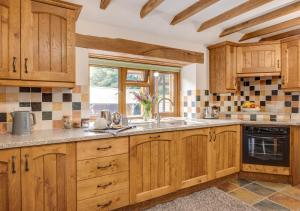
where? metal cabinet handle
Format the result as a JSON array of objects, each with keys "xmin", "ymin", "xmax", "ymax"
[
  {"xmin": 12, "ymin": 57, "xmax": 16, "ymax": 72},
  {"xmin": 97, "ymin": 163, "xmax": 112, "ymax": 169},
  {"xmin": 282, "ymin": 76, "xmax": 285, "ymax": 85},
  {"xmin": 277, "ymin": 59, "xmax": 280, "ymax": 68},
  {"xmin": 25, "ymin": 154, "xmax": 29, "ymax": 172},
  {"xmin": 97, "ymin": 200, "xmax": 112, "ymax": 208},
  {"xmin": 11, "ymin": 156, "xmax": 16, "ymax": 174},
  {"xmin": 97, "ymin": 146, "xmax": 112, "ymax": 151},
  {"xmin": 24, "ymin": 58, "xmax": 28, "ymax": 73},
  {"xmin": 97, "ymin": 182, "xmax": 112, "ymax": 189},
  {"xmin": 149, "ymin": 135, "xmax": 160, "ymax": 139}
]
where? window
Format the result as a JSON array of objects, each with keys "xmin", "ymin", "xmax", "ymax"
[
  {"xmin": 154, "ymin": 72, "xmax": 176, "ymax": 113},
  {"xmin": 89, "ymin": 60, "xmax": 179, "ymax": 118},
  {"xmin": 89, "ymin": 66, "xmax": 119, "ymax": 114}
]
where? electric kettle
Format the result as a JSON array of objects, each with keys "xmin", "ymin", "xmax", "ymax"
[{"xmin": 11, "ymin": 111, "xmax": 36, "ymax": 135}]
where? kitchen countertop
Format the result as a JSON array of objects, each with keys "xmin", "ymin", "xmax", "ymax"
[{"xmin": 1, "ymin": 118, "xmax": 300, "ymax": 149}]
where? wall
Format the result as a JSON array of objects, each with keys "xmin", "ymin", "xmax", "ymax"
[{"xmin": 182, "ymin": 76, "xmax": 300, "ymax": 122}]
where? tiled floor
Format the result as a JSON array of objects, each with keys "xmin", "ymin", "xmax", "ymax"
[{"xmin": 216, "ymin": 178, "xmax": 300, "ymax": 211}]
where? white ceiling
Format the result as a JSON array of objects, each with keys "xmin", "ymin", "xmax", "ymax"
[{"xmin": 69, "ymin": 0, "xmax": 300, "ymax": 46}]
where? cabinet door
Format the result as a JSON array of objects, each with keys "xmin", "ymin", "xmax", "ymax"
[
  {"xmin": 225, "ymin": 45, "xmax": 237, "ymax": 90},
  {"xmin": 0, "ymin": 0, "xmax": 20, "ymax": 79},
  {"xmin": 177, "ymin": 128, "xmax": 212, "ymax": 189},
  {"xmin": 130, "ymin": 132, "xmax": 177, "ymax": 203},
  {"xmin": 21, "ymin": 143, "xmax": 76, "ymax": 211},
  {"xmin": 281, "ymin": 39, "xmax": 300, "ymax": 89},
  {"xmin": 237, "ymin": 44, "xmax": 281, "ymax": 75},
  {"xmin": 0, "ymin": 149, "xmax": 21, "ymax": 211},
  {"xmin": 209, "ymin": 47, "xmax": 226, "ymax": 93},
  {"xmin": 21, "ymin": 0, "xmax": 75, "ymax": 82},
  {"xmin": 212, "ymin": 125, "xmax": 241, "ymax": 179}
]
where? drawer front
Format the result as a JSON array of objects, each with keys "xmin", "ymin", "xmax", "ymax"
[
  {"xmin": 77, "ymin": 172, "xmax": 129, "ymax": 200},
  {"xmin": 77, "ymin": 188, "xmax": 129, "ymax": 211},
  {"xmin": 77, "ymin": 154, "xmax": 129, "ymax": 181},
  {"xmin": 77, "ymin": 137, "xmax": 128, "ymax": 160}
]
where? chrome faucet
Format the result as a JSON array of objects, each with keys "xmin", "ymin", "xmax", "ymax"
[{"xmin": 156, "ymin": 98, "xmax": 174, "ymax": 124}]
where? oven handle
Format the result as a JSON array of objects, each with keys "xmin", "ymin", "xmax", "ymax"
[{"xmin": 245, "ymin": 135, "xmax": 288, "ymax": 140}]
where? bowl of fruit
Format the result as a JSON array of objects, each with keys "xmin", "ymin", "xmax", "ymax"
[{"xmin": 241, "ymin": 101, "xmax": 260, "ymax": 112}]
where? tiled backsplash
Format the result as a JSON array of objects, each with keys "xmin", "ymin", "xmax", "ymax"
[
  {"xmin": 182, "ymin": 76, "xmax": 300, "ymax": 122},
  {"xmin": 0, "ymin": 86, "xmax": 89, "ymax": 134}
]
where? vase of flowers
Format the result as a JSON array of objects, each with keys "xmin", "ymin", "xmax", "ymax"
[{"xmin": 132, "ymin": 91, "xmax": 157, "ymax": 121}]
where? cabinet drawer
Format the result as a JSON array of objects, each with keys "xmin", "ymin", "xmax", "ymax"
[
  {"xmin": 77, "ymin": 154, "xmax": 129, "ymax": 181},
  {"xmin": 77, "ymin": 172, "xmax": 129, "ymax": 200},
  {"xmin": 77, "ymin": 188, "xmax": 129, "ymax": 211},
  {"xmin": 77, "ymin": 137, "xmax": 128, "ymax": 160}
]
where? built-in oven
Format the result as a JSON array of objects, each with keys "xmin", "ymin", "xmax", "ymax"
[{"xmin": 243, "ymin": 125, "xmax": 290, "ymax": 167}]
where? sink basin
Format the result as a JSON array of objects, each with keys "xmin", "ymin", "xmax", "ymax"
[{"xmin": 130, "ymin": 119, "xmax": 201, "ymax": 129}]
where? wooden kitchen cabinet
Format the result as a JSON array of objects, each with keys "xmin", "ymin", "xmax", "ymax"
[
  {"xmin": 281, "ymin": 36, "xmax": 300, "ymax": 90},
  {"xmin": 237, "ymin": 43, "xmax": 281, "ymax": 77},
  {"xmin": 21, "ymin": 0, "xmax": 76, "ymax": 83},
  {"xmin": 208, "ymin": 42, "xmax": 237, "ymax": 93},
  {"xmin": 211, "ymin": 125, "xmax": 241, "ymax": 179},
  {"xmin": 0, "ymin": 0, "xmax": 20, "ymax": 80},
  {"xmin": 21, "ymin": 143, "xmax": 76, "ymax": 211},
  {"xmin": 0, "ymin": 0, "xmax": 81, "ymax": 88},
  {"xmin": 177, "ymin": 128, "xmax": 212, "ymax": 189},
  {"xmin": 130, "ymin": 132, "xmax": 177, "ymax": 203},
  {"xmin": 0, "ymin": 148, "xmax": 21, "ymax": 211}
]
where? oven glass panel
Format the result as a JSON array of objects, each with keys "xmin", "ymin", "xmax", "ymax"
[{"xmin": 243, "ymin": 126, "xmax": 290, "ymax": 167}]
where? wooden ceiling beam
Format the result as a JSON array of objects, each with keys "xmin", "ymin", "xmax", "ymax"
[
  {"xmin": 170, "ymin": 0, "xmax": 219, "ymax": 25},
  {"xmin": 260, "ymin": 28, "xmax": 300, "ymax": 41},
  {"xmin": 75, "ymin": 33, "xmax": 204, "ymax": 64},
  {"xmin": 140, "ymin": 0, "xmax": 165, "ymax": 18},
  {"xmin": 100, "ymin": 0, "xmax": 111, "ymax": 10},
  {"xmin": 197, "ymin": 0, "xmax": 273, "ymax": 32},
  {"xmin": 220, "ymin": 1, "xmax": 300, "ymax": 37},
  {"xmin": 240, "ymin": 17, "xmax": 300, "ymax": 41}
]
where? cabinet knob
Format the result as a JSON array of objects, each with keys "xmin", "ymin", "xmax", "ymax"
[
  {"xmin": 149, "ymin": 135, "xmax": 160, "ymax": 139},
  {"xmin": 97, "ymin": 163, "xmax": 112, "ymax": 169},
  {"xmin": 11, "ymin": 156, "xmax": 16, "ymax": 174},
  {"xmin": 24, "ymin": 58, "xmax": 28, "ymax": 73},
  {"xmin": 25, "ymin": 154, "xmax": 29, "ymax": 172},
  {"xmin": 12, "ymin": 57, "xmax": 16, "ymax": 73},
  {"xmin": 97, "ymin": 200, "xmax": 112, "ymax": 209},
  {"xmin": 97, "ymin": 182, "xmax": 112, "ymax": 189},
  {"xmin": 97, "ymin": 145, "xmax": 112, "ymax": 151}
]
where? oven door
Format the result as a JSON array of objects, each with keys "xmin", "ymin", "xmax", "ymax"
[{"xmin": 243, "ymin": 134, "xmax": 290, "ymax": 167}]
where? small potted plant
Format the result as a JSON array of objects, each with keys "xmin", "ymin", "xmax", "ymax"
[{"xmin": 132, "ymin": 91, "xmax": 157, "ymax": 121}]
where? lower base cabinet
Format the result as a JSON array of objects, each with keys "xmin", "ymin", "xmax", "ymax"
[
  {"xmin": 129, "ymin": 132, "xmax": 177, "ymax": 204},
  {"xmin": 0, "ymin": 149, "xmax": 21, "ymax": 211},
  {"xmin": 0, "ymin": 143, "xmax": 76, "ymax": 211},
  {"xmin": 177, "ymin": 125, "xmax": 241, "ymax": 189},
  {"xmin": 21, "ymin": 143, "xmax": 77, "ymax": 211},
  {"xmin": 130, "ymin": 125, "xmax": 241, "ymax": 204}
]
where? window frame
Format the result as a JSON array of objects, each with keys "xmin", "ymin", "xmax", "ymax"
[{"xmin": 89, "ymin": 65, "xmax": 180, "ymax": 118}]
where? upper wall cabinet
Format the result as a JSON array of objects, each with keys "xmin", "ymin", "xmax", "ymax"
[
  {"xmin": 0, "ymin": 0, "xmax": 81, "ymax": 88},
  {"xmin": 208, "ymin": 42, "xmax": 237, "ymax": 94},
  {"xmin": 281, "ymin": 36, "xmax": 300, "ymax": 90},
  {"xmin": 236, "ymin": 43, "xmax": 281, "ymax": 77},
  {"xmin": 0, "ymin": 0, "xmax": 20, "ymax": 80}
]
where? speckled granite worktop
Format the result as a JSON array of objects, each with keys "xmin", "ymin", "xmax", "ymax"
[{"xmin": 1, "ymin": 119, "xmax": 300, "ymax": 149}]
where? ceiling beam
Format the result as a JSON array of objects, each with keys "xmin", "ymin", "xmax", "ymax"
[
  {"xmin": 140, "ymin": 0, "xmax": 165, "ymax": 18},
  {"xmin": 260, "ymin": 28, "xmax": 300, "ymax": 41},
  {"xmin": 197, "ymin": 0, "xmax": 273, "ymax": 32},
  {"xmin": 170, "ymin": 0, "xmax": 219, "ymax": 25},
  {"xmin": 100, "ymin": 0, "xmax": 111, "ymax": 10},
  {"xmin": 220, "ymin": 1, "xmax": 300, "ymax": 37},
  {"xmin": 75, "ymin": 33, "xmax": 204, "ymax": 64},
  {"xmin": 240, "ymin": 17, "xmax": 300, "ymax": 41}
]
